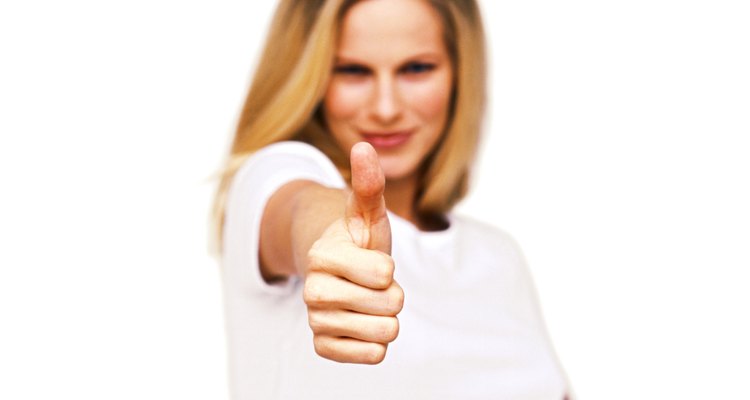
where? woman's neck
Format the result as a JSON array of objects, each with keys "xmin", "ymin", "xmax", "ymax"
[
  {"xmin": 384, "ymin": 175, "xmax": 418, "ymax": 226},
  {"xmin": 383, "ymin": 175, "xmax": 449, "ymax": 232}
]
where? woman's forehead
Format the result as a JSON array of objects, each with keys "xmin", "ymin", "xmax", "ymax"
[{"xmin": 337, "ymin": 0, "xmax": 446, "ymax": 61}]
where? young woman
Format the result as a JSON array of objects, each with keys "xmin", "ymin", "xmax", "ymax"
[{"xmin": 215, "ymin": 0, "xmax": 571, "ymax": 398}]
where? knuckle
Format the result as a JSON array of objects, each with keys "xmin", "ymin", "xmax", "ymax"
[
  {"xmin": 312, "ymin": 336, "xmax": 329, "ymax": 358},
  {"xmin": 307, "ymin": 311, "xmax": 323, "ymax": 333},
  {"xmin": 379, "ymin": 317, "xmax": 399, "ymax": 343},
  {"xmin": 362, "ymin": 343, "xmax": 387, "ymax": 365},
  {"xmin": 384, "ymin": 254, "xmax": 395, "ymax": 275},
  {"xmin": 306, "ymin": 245, "xmax": 325, "ymax": 272},
  {"xmin": 373, "ymin": 254, "xmax": 395, "ymax": 288},
  {"xmin": 395, "ymin": 286, "xmax": 405, "ymax": 310},
  {"xmin": 385, "ymin": 284, "xmax": 405, "ymax": 315},
  {"xmin": 303, "ymin": 278, "xmax": 324, "ymax": 307}
]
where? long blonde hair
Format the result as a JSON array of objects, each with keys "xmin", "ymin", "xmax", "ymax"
[{"xmin": 213, "ymin": 0, "xmax": 486, "ymax": 244}]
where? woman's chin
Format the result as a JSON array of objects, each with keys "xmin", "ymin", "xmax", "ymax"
[{"xmin": 381, "ymin": 163, "xmax": 419, "ymax": 184}]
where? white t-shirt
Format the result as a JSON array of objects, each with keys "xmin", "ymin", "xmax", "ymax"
[{"xmin": 222, "ymin": 141, "xmax": 569, "ymax": 399}]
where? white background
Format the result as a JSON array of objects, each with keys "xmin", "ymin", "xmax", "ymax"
[{"xmin": 1, "ymin": 1, "xmax": 748, "ymax": 399}]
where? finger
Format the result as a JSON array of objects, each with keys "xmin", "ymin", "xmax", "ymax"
[
  {"xmin": 308, "ymin": 233, "xmax": 394, "ymax": 289},
  {"xmin": 349, "ymin": 142, "xmax": 386, "ymax": 219},
  {"xmin": 308, "ymin": 309, "xmax": 399, "ymax": 344},
  {"xmin": 312, "ymin": 335, "xmax": 388, "ymax": 364},
  {"xmin": 303, "ymin": 273, "xmax": 404, "ymax": 316},
  {"xmin": 347, "ymin": 142, "xmax": 391, "ymax": 252}
]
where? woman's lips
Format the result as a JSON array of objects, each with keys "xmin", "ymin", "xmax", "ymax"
[{"xmin": 360, "ymin": 130, "xmax": 413, "ymax": 150}]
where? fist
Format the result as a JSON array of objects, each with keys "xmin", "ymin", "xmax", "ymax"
[{"xmin": 303, "ymin": 142, "xmax": 404, "ymax": 364}]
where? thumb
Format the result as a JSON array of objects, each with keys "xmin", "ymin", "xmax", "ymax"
[{"xmin": 346, "ymin": 142, "xmax": 391, "ymax": 253}]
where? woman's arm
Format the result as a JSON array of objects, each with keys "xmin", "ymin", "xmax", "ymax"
[
  {"xmin": 258, "ymin": 179, "xmax": 346, "ymax": 282},
  {"xmin": 257, "ymin": 142, "xmax": 404, "ymax": 364}
]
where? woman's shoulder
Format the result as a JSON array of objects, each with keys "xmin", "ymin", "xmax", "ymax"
[
  {"xmin": 451, "ymin": 213, "xmax": 526, "ymax": 262},
  {"xmin": 250, "ymin": 140, "xmax": 327, "ymax": 158},
  {"xmin": 452, "ymin": 213, "xmax": 517, "ymax": 243},
  {"xmin": 235, "ymin": 141, "xmax": 336, "ymax": 174},
  {"xmin": 231, "ymin": 141, "xmax": 346, "ymax": 190}
]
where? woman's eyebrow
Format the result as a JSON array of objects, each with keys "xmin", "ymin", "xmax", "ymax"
[
  {"xmin": 403, "ymin": 51, "xmax": 444, "ymax": 60},
  {"xmin": 334, "ymin": 52, "xmax": 445, "ymax": 64},
  {"xmin": 333, "ymin": 56, "xmax": 363, "ymax": 63}
]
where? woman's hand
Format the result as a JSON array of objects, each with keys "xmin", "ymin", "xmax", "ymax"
[{"xmin": 303, "ymin": 143, "xmax": 404, "ymax": 364}]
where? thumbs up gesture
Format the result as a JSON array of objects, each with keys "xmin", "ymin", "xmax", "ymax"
[{"xmin": 303, "ymin": 142, "xmax": 404, "ymax": 364}]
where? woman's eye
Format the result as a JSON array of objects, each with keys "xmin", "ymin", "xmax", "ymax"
[
  {"xmin": 334, "ymin": 64, "xmax": 369, "ymax": 75},
  {"xmin": 400, "ymin": 62, "xmax": 436, "ymax": 74}
]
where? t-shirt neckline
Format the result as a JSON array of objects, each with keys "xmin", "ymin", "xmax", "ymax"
[{"xmin": 386, "ymin": 210, "xmax": 456, "ymax": 239}]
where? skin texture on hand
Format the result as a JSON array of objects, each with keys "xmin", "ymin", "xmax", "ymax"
[
  {"xmin": 346, "ymin": 142, "xmax": 391, "ymax": 253},
  {"xmin": 303, "ymin": 143, "xmax": 404, "ymax": 364}
]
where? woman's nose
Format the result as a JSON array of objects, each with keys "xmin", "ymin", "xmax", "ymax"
[{"xmin": 370, "ymin": 76, "xmax": 402, "ymax": 124}]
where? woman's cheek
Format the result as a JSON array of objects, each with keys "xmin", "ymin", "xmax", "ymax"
[
  {"xmin": 325, "ymin": 82, "xmax": 367, "ymax": 119},
  {"xmin": 403, "ymin": 76, "xmax": 452, "ymax": 120}
]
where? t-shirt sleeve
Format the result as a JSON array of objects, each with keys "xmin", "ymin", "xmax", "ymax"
[{"xmin": 221, "ymin": 141, "xmax": 347, "ymax": 296}]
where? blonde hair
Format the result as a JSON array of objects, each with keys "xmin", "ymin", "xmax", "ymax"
[{"xmin": 213, "ymin": 0, "xmax": 486, "ymax": 244}]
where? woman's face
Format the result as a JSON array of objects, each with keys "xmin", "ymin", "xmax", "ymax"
[{"xmin": 323, "ymin": 0, "xmax": 453, "ymax": 182}]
